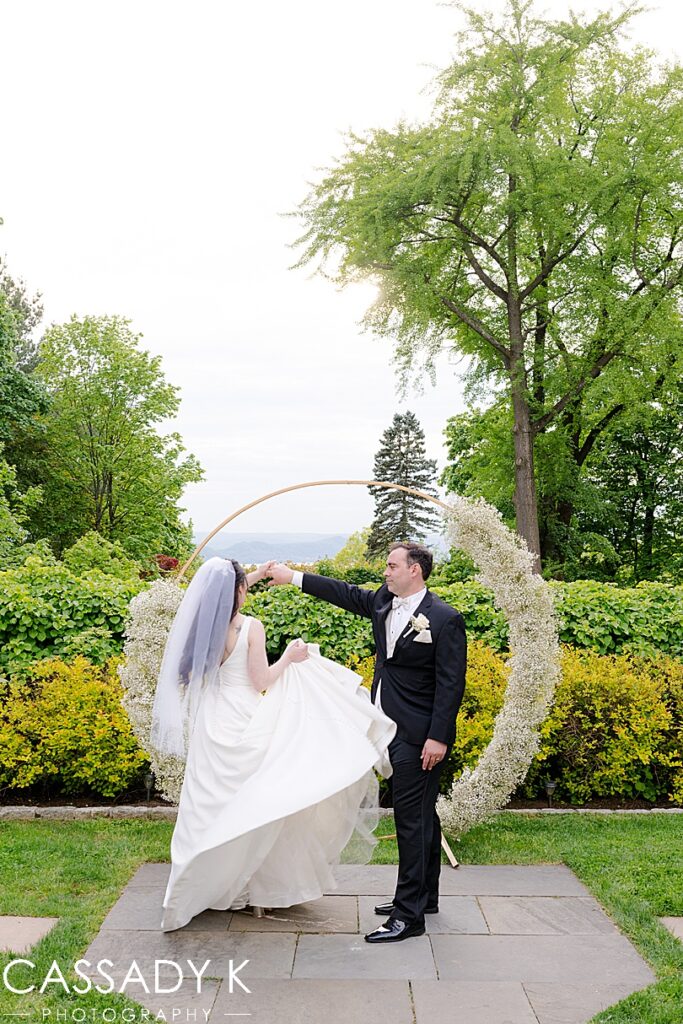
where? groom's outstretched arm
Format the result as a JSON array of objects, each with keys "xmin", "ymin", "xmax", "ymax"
[{"xmin": 267, "ymin": 563, "xmax": 377, "ymax": 619}]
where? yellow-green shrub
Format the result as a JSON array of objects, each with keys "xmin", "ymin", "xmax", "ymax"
[
  {"xmin": 0, "ymin": 657, "xmax": 149, "ymax": 798},
  {"xmin": 525, "ymin": 648, "xmax": 681, "ymax": 803},
  {"xmin": 346, "ymin": 654, "xmax": 374, "ymax": 690},
  {"xmin": 346, "ymin": 644, "xmax": 682, "ymax": 805},
  {"xmin": 2, "ymin": 645, "xmax": 679, "ymax": 805},
  {"xmin": 618, "ymin": 653, "xmax": 683, "ymax": 805},
  {"xmin": 440, "ymin": 640, "xmax": 509, "ymax": 792}
]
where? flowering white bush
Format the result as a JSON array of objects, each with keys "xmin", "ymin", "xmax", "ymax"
[
  {"xmin": 119, "ymin": 493, "xmax": 560, "ymax": 831},
  {"xmin": 437, "ymin": 497, "xmax": 560, "ymax": 837},
  {"xmin": 118, "ymin": 579, "xmax": 186, "ymax": 803}
]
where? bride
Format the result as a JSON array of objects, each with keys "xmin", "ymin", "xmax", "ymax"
[{"xmin": 151, "ymin": 556, "xmax": 396, "ymax": 932}]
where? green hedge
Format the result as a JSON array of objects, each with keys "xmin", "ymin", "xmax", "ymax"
[
  {"xmin": 245, "ymin": 578, "xmax": 683, "ymax": 660},
  {"xmin": 550, "ymin": 580, "xmax": 683, "ymax": 657},
  {"xmin": 1, "ymin": 565, "xmax": 680, "ymax": 677},
  {"xmin": 0, "ymin": 562, "xmax": 145, "ymax": 674}
]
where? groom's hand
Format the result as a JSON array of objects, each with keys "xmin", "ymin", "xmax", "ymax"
[
  {"xmin": 267, "ymin": 562, "xmax": 295, "ymax": 586},
  {"xmin": 421, "ymin": 738, "xmax": 447, "ymax": 771}
]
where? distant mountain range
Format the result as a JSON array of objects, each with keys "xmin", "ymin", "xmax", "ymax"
[
  {"xmin": 192, "ymin": 532, "xmax": 350, "ymax": 565},
  {"xmin": 191, "ymin": 530, "xmax": 448, "ymax": 565}
]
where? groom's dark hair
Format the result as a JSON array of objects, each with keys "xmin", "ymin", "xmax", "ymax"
[{"xmin": 389, "ymin": 542, "xmax": 433, "ymax": 581}]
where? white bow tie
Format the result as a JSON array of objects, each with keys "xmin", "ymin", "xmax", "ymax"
[{"xmin": 392, "ymin": 596, "xmax": 411, "ymax": 610}]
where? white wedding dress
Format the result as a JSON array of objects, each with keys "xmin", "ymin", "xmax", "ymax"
[{"xmin": 160, "ymin": 615, "xmax": 396, "ymax": 931}]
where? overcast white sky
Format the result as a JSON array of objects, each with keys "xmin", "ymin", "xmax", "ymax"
[{"xmin": 1, "ymin": 1, "xmax": 681, "ymax": 536}]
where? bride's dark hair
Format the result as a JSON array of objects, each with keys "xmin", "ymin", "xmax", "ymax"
[{"xmin": 230, "ymin": 559, "xmax": 247, "ymax": 620}]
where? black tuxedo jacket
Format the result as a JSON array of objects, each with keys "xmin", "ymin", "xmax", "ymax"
[{"xmin": 302, "ymin": 573, "xmax": 466, "ymax": 747}]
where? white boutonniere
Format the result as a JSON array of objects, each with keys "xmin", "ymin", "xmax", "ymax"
[{"xmin": 410, "ymin": 613, "xmax": 432, "ymax": 643}]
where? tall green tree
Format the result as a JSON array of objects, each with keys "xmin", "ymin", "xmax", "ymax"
[
  {"xmin": 579, "ymin": 383, "xmax": 683, "ymax": 581},
  {"xmin": 441, "ymin": 403, "xmax": 516, "ymax": 523},
  {"xmin": 294, "ymin": 0, "xmax": 683, "ymax": 571},
  {"xmin": 24, "ymin": 315, "xmax": 203, "ymax": 558},
  {"xmin": 0, "ymin": 256, "xmax": 44, "ymax": 371},
  {"xmin": 366, "ymin": 410, "xmax": 439, "ymax": 557},
  {"xmin": 0, "ymin": 290, "xmax": 46, "ymax": 445},
  {"xmin": 0, "ymin": 445, "xmax": 41, "ymax": 564},
  {"xmin": 442, "ymin": 374, "xmax": 683, "ymax": 581}
]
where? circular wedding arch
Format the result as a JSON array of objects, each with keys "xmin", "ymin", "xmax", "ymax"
[{"xmin": 120, "ymin": 479, "xmax": 560, "ymax": 837}]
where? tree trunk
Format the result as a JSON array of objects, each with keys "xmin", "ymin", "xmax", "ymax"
[
  {"xmin": 509, "ymin": 356, "xmax": 542, "ymax": 572},
  {"xmin": 506, "ymin": 169, "xmax": 542, "ymax": 574},
  {"xmin": 639, "ymin": 491, "xmax": 656, "ymax": 580}
]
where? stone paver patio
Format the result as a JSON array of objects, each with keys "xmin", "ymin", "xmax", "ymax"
[{"xmin": 75, "ymin": 862, "xmax": 656, "ymax": 1024}]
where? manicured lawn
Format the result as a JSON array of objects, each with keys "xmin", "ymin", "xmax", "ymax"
[
  {"xmin": 0, "ymin": 819, "xmax": 171, "ymax": 1018},
  {"xmin": 0, "ymin": 813, "xmax": 681, "ymax": 1022}
]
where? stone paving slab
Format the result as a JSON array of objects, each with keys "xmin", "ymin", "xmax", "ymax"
[
  {"xmin": 326, "ymin": 862, "xmax": 591, "ymax": 897},
  {"xmin": 411, "ymin": 980, "xmax": 539, "ymax": 1024},
  {"xmin": 660, "ymin": 915, "xmax": 683, "ymax": 940},
  {"xmin": 357, "ymin": 894, "xmax": 489, "ymax": 935},
  {"xmin": 229, "ymin": 895, "xmax": 357, "ymax": 933},
  {"xmin": 436, "ymin": 864, "xmax": 592, "ymax": 897},
  {"xmin": 324, "ymin": 864, "xmax": 399, "ymax": 894},
  {"xmin": 82, "ymin": 929, "xmax": 297, "ymax": 979},
  {"xmin": 100, "ymin": 886, "xmax": 234, "ymax": 932},
  {"xmin": 523, "ymin": 981, "xmax": 649, "ymax": 1024},
  {"xmin": 479, "ymin": 896, "xmax": 617, "ymax": 935},
  {"xmin": 430, "ymin": 933, "xmax": 656, "ymax": 986},
  {"xmin": 292, "ymin": 933, "xmax": 438, "ymax": 979},
  {"xmin": 212, "ymin": 979, "xmax": 414, "ymax": 1023},
  {"xmin": 133, "ymin": 979, "xmax": 220, "ymax": 1019},
  {"xmin": 0, "ymin": 915, "xmax": 59, "ymax": 954},
  {"xmin": 127, "ymin": 862, "xmax": 171, "ymax": 888}
]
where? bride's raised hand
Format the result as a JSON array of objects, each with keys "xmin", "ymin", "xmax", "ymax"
[
  {"xmin": 284, "ymin": 638, "xmax": 309, "ymax": 663},
  {"xmin": 247, "ymin": 561, "xmax": 276, "ymax": 588}
]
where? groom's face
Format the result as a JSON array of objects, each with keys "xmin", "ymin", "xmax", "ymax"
[{"xmin": 384, "ymin": 547, "xmax": 422, "ymax": 596}]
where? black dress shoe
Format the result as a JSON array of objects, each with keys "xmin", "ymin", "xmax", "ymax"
[
  {"xmin": 365, "ymin": 917, "xmax": 426, "ymax": 943},
  {"xmin": 374, "ymin": 901, "xmax": 439, "ymax": 916}
]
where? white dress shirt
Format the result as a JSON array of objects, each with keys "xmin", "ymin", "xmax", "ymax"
[{"xmin": 290, "ymin": 571, "xmax": 426, "ymax": 713}]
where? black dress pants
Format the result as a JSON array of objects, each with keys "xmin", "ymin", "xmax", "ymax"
[{"xmin": 388, "ymin": 735, "xmax": 450, "ymax": 927}]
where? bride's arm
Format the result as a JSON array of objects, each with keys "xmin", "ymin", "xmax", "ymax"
[
  {"xmin": 245, "ymin": 561, "xmax": 275, "ymax": 590},
  {"xmin": 246, "ymin": 617, "xmax": 308, "ymax": 692}
]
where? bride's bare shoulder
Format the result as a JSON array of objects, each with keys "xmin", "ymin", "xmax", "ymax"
[{"xmin": 246, "ymin": 616, "xmax": 266, "ymax": 641}]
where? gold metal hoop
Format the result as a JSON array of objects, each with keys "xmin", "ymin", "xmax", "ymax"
[{"xmin": 177, "ymin": 479, "xmax": 450, "ymax": 580}]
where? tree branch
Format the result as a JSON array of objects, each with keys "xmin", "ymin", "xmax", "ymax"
[
  {"xmin": 532, "ymin": 348, "xmax": 621, "ymax": 432},
  {"xmin": 439, "ymin": 211, "xmax": 509, "ymax": 276},
  {"xmin": 437, "ymin": 292, "xmax": 512, "ymax": 365},
  {"xmin": 577, "ymin": 403, "xmax": 625, "ymax": 465},
  {"xmin": 519, "ymin": 223, "xmax": 593, "ymax": 301},
  {"xmin": 460, "ymin": 240, "xmax": 509, "ymax": 301}
]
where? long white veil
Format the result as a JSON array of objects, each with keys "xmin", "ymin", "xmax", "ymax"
[{"xmin": 151, "ymin": 557, "xmax": 236, "ymax": 757}]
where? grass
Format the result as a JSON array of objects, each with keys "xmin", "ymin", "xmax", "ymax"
[
  {"xmin": 0, "ymin": 819, "xmax": 172, "ymax": 1019},
  {"xmin": 0, "ymin": 813, "xmax": 681, "ymax": 1022}
]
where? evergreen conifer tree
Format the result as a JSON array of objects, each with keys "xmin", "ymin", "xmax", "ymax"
[{"xmin": 366, "ymin": 411, "xmax": 439, "ymax": 558}]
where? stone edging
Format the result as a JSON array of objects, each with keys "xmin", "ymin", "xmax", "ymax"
[
  {"xmin": 0, "ymin": 806, "xmax": 179, "ymax": 820},
  {"xmin": 1, "ymin": 805, "xmax": 681, "ymax": 821}
]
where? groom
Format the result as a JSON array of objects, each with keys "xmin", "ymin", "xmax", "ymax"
[{"xmin": 267, "ymin": 542, "xmax": 466, "ymax": 943}]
